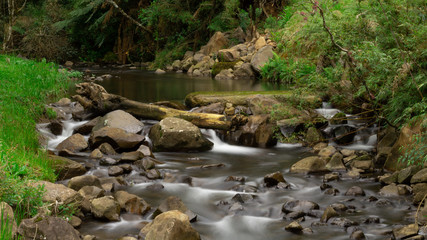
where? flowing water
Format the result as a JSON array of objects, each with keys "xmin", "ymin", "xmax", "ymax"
[{"xmin": 40, "ymin": 70, "xmax": 416, "ymax": 239}]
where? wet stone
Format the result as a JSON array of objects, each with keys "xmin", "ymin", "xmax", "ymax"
[
  {"xmin": 229, "ymin": 202, "xmax": 244, "ymax": 213},
  {"xmin": 230, "ymin": 184, "xmax": 258, "ymax": 193},
  {"xmin": 350, "ymin": 230, "xmax": 366, "ymax": 240},
  {"xmin": 264, "ymin": 171, "xmax": 286, "ymax": 187},
  {"xmin": 330, "ymin": 203, "xmax": 348, "ymax": 212},
  {"xmin": 285, "ymin": 221, "xmax": 303, "ymax": 234},
  {"xmin": 231, "ymin": 194, "xmax": 254, "ymax": 203},
  {"xmin": 225, "ymin": 176, "xmax": 245, "ymax": 182},
  {"xmin": 363, "ymin": 216, "xmax": 380, "ymax": 224},
  {"xmin": 145, "ymin": 169, "xmax": 162, "ymax": 180},
  {"xmin": 324, "ymin": 172, "xmax": 340, "ymax": 182},
  {"xmin": 321, "ymin": 206, "xmax": 339, "ymax": 223},
  {"xmin": 328, "ymin": 217, "xmax": 358, "ymax": 228},
  {"xmin": 108, "ymin": 166, "xmax": 124, "ymax": 176},
  {"xmin": 320, "ymin": 183, "xmax": 332, "ymax": 191},
  {"xmin": 345, "ymin": 186, "xmax": 366, "ymax": 196},
  {"xmin": 100, "ymin": 157, "xmax": 117, "ymax": 166},
  {"xmin": 282, "ymin": 200, "xmax": 320, "ymax": 214},
  {"xmin": 324, "ymin": 188, "xmax": 340, "ymax": 196},
  {"xmin": 146, "ymin": 183, "xmax": 164, "ymax": 191},
  {"xmin": 286, "ymin": 211, "xmax": 306, "ymax": 220},
  {"xmin": 119, "ymin": 164, "xmax": 133, "ymax": 174},
  {"xmin": 375, "ymin": 199, "xmax": 394, "ymax": 207}
]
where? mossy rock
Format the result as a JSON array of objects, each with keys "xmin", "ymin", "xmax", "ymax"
[{"xmin": 212, "ymin": 61, "xmax": 238, "ymax": 77}]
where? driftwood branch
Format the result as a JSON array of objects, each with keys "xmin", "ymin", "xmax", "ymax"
[
  {"xmin": 73, "ymin": 82, "xmax": 232, "ymax": 130},
  {"xmin": 105, "ymin": 0, "xmax": 152, "ymax": 34}
]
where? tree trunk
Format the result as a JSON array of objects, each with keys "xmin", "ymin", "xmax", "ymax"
[
  {"xmin": 73, "ymin": 82, "xmax": 233, "ymax": 130},
  {"xmin": 2, "ymin": 0, "xmax": 14, "ymax": 52}
]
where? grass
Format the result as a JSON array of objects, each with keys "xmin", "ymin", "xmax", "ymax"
[{"xmin": 0, "ymin": 55, "xmax": 80, "ymax": 236}]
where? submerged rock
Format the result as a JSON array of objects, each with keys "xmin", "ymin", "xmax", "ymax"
[{"xmin": 149, "ymin": 117, "xmax": 213, "ymax": 152}]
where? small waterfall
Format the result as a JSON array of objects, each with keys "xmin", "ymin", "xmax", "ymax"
[
  {"xmin": 37, "ymin": 119, "xmax": 88, "ymax": 150},
  {"xmin": 202, "ymin": 129, "xmax": 262, "ymax": 155}
]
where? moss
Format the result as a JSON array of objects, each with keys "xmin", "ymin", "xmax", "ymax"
[{"xmin": 211, "ymin": 61, "xmax": 238, "ymax": 77}]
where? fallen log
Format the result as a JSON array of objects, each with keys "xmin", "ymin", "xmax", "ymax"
[{"xmin": 73, "ymin": 82, "xmax": 232, "ymax": 130}]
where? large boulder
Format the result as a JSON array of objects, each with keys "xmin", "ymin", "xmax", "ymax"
[
  {"xmin": 384, "ymin": 117, "xmax": 426, "ymax": 170},
  {"xmin": 250, "ymin": 45, "xmax": 274, "ymax": 73},
  {"xmin": 55, "ymin": 133, "xmax": 88, "ymax": 152},
  {"xmin": 332, "ymin": 126, "xmax": 357, "ymax": 145},
  {"xmin": 18, "ymin": 216, "xmax": 80, "ymax": 240},
  {"xmin": 140, "ymin": 210, "xmax": 201, "ymax": 240},
  {"xmin": 199, "ymin": 32, "xmax": 228, "ymax": 56},
  {"xmin": 32, "ymin": 181, "xmax": 82, "ymax": 206},
  {"xmin": 214, "ymin": 69, "xmax": 234, "ymax": 80},
  {"xmin": 48, "ymin": 155, "xmax": 87, "ymax": 180},
  {"xmin": 235, "ymin": 115, "xmax": 277, "ymax": 148},
  {"xmin": 153, "ymin": 196, "xmax": 197, "ymax": 222},
  {"xmin": 1, "ymin": 202, "xmax": 17, "ymax": 238},
  {"xmin": 93, "ymin": 110, "xmax": 144, "ymax": 134},
  {"xmin": 90, "ymin": 196, "xmax": 121, "ymax": 221},
  {"xmin": 89, "ymin": 127, "xmax": 144, "ymax": 151},
  {"xmin": 149, "ymin": 117, "xmax": 213, "ymax": 152},
  {"xmin": 290, "ymin": 156, "xmax": 328, "ymax": 174},
  {"xmin": 233, "ymin": 63, "xmax": 255, "ymax": 79},
  {"xmin": 114, "ymin": 191, "xmax": 151, "ymax": 215},
  {"xmin": 411, "ymin": 168, "xmax": 427, "ymax": 184}
]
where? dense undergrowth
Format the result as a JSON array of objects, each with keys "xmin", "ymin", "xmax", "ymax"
[
  {"xmin": 0, "ymin": 55, "xmax": 79, "ymax": 236},
  {"xmin": 260, "ymin": 0, "xmax": 426, "ymax": 166}
]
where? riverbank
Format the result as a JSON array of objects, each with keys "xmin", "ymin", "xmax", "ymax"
[{"xmin": 0, "ymin": 55, "xmax": 80, "ymax": 238}]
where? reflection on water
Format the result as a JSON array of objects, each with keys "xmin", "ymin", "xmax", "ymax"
[{"xmin": 87, "ymin": 69, "xmax": 284, "ymax": 102}]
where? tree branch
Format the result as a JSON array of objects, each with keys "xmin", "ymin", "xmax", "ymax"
[{"xmin": 105, "ymin": 0, "xmax": 152, "ymax": 34}]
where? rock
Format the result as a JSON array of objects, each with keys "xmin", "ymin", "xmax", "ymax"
[
  {"xmin": 18, "ymin": 216, "xmax": 80, "ymax": 240},
  {"xmin": 380, "ymin": 183, "xmax": 411, "ymax": 196},
  {"xmin": 99, "ymin": 176, "xmax": 127, "ymax": 192},
  {"xmin": 377, "ymin": 127, "xmax": 398, "ymax": 149},
  {"xmin": 246, "ymin": 94, "xmax": 280, "ymax": 115},
  {"xmin": 329, "ymin": 217, "xmax": 358, "ymax": 228},
  {"xmin": 379, "ymin": 172, "xmax": 398, "ymax": 185},
  {"xmin": 72, "ymin": 116, "xmax": 97, "ymax": 134},
  {"xmin": 350, "ymin": 230, "xmax": 366, "ymax": 240},
  {"xmin": 47, "ymin": 120, "xmax": 63, "ymax": 135},
  {"xmin": 326, "ymin": 153, "xmax": 346, "ymax": 171},
  {"xmin": 114, "ymin": 191, "xmax": 151, "ymax": 215},
  {"xmin": 250, "ymin": 45, "xmax": 274, "ymax": 73},
  {"xmin": 324, "ymin": 188, "xmax": 340, "ymax": 195},
  {"xmin": 351, "ymin": 159, "xmax": 373, "ymax": 172},
  {"xmin": 225, "ymin": 176, "xmax": 245, "ymax": 182},
  {"xmin": 98, "ymin": 142, "xmax": 117, "ymax": 155},
  {"xmin": 218, "ymin": 49, "xmax": 240, "ymax": 62},
  {"xmin": 200, "ymin": 32, "xmax": 228, "ymax": 56},
  {"xmin": 321, "ymin": 206, "xmax": 339, "ymax": 223},
  {"xmin": 120, "ymin": 151, "xmax": 144, "ymax": 162},
  {"xmin": 140, "ymin": 210, "xmax": 200, "ymax": 240},
  {"xmin": 153, "ymin": 196, "xmax": 197, "ymax": 222},
  {"xmin": 306, "ymin": 127, "xmax": 323, "ymax": 145},
  {"xmin": 234, "ymin": 115, "xmax": 277, "ymax": 148},
  {"xmin": 231, "ymin": 193, "xmax": 254, "ymax": 203},
  {"xmin": 186, "ymin": 163, "xmax": 225, "ymax": 169},
  {"xmin": 155, "ymin": 69, "xmax": 166, "ymax": 74},
  {"xmin": 78, "ymin": 186, "xmax": 105, "ymax": 200},
  {"xmin": 48, "ymin": 155, "xmax": 87, "ymax": 180},
  {"xmin": 345, "ymin": 186, "xmax": 366, "ymax": 196},
  {"xmin": 68, "ymin": 175, "xmax": 102, "ymax": 191},
  {"xmin": 32, "ymin": 181, "xmax": 81, "ymax": 206},
  {"xmin": 323, "ymin": 172, "xmax": 340, "ymax": 182},
  {"xmin": 290, "ymin": 156, "xmax": 328, "ymax": 174},
  {"xmin": 149, "ymin": 117, "xmax": 213, "ymax": 152},
  {"xmin": 318, "ymin": 145, "xmax": 337, "ymax": 158},
  {"xmin": 341, "ymin": 149, "xmax": 355, "ymax": 157},
  {"xmin": 68, "ymin": 215, "xmax": 81, "ymax": 228},
  {"xmin": 330, "ymin": 203, "xmax": 348, "ymax": 212},
  {"xmin": 193, "ymin": 52, "xmax": 206, "ymax": 63},
  {"xmin": 264, "ymin": 171, "xmax": 287, "ymax": 187},
  {"xmin": 411, "ymin": 183, "xmax": 427, "ymax": 205},
  {"xmin": 411, "ymin": 168, "xmax": 427, "ymax": 184},
  {"xmin": 89, "ymin": 127, "xmax": 144, "ymax": 151},
  {"xmin": 90, "ymin": 196, "xmax": 121, "ymax": 221},
  {"xmin": 254, "ymin": 37, "xmax": 267, "ymax": 50},
  {"xmin": 1, "ymin": 202, "xmax": 17, "ymax": 238},
  {"xmin": 333, "ymin": 126, "xmax": 357, "ymax": 145},
  {"xmin": 135, "ymin": 157, "xmax": 156, "ymax": 171},
  {"xmin": 384, "ymin": 118, "xmax": 426, "ymax": 171},
  {"xmin": 363, "ymin": 216, "xmax": 380, "ymax": 224},
  {"xmin": 393, "ymin": 224, "xmax": 419, "ymax": 240},
  {"xmin": 285, "ymin": 221, "xmax": 303, "ymax": 234},
  {"xmin": 214, "ymin": 69, "xmax": 234, "ymax": 80},
  {"xmin": 145, "ymin": 169, "xmax": 162, "ymax": 180},
  {"xmin": 93, "ymin": 110, "xmax": 144, "ymax": 134},
  {"xmin": 313, "ymin": 142, "xmax": 328, "ymax": 152},
  {"xmin": 108, "ymin": 166, "xmax": 124, "ymax": 176},
  {"xmin": 374, "ymin": 146, "xmax": 392, "ymax": 168},
  {"xmin": 90, "ymin": 149, "xmax": 103, "ymax": 159},
  {"xmin": 136, "ymin": 144, "xmax": 154, "ymax": 158},
  {"xmin": 330, "ymin": 112, "xmax": 347, "ymax": 125},
  {"xmin": 100, "ymin": 157, "xmax": 117, "ymax": 166},
  {"xmin": 398, "ymin": 166, "xmax": 421, "ymax": 184},
  {"xmin": 172, "ymin": 60, "xmax": 181, "ymax": 71},
  {"xmin": 282, "ymin": 200, "xmax": 319, "ymax": 214},
  {"xmin": 233, "ymin": 63, "xmax": 255, "ymax": 79},
  {"xmin": 56, "ymin": 133, "xmax": 88, "ymax": 152}
]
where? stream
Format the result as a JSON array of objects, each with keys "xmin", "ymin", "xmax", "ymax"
[{"xmin": 41, "ymin": 69, "xmax": 415, "ymax": 239}]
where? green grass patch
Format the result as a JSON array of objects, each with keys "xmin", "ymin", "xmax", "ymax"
[{"xmin": 0, "ymin": 55, "xmax": 80, "ymax": 226}]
